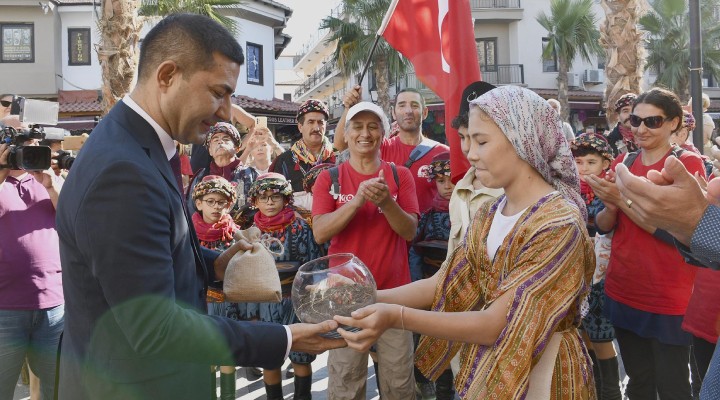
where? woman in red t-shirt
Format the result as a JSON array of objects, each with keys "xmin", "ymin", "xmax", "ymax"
[{"xmin": 588, "ymin": 88, "xmax": 705, "ymax": 400}]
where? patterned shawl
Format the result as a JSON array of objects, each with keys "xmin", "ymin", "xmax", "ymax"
[
  {"xmin": 416, "ymin": 193, "xmax": 595, "ymax": 399},
  {"xmin": 469, "ymin": 86, "xmax": 586, "ymax": 220},
  {"xmin": 290, "ymin": 136, "xmax": 335, "ymax": 167}
]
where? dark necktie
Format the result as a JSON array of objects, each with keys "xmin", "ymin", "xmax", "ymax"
[{"xmin": 169, "ymin": 151, "xmax": 184, "ymax": 196}]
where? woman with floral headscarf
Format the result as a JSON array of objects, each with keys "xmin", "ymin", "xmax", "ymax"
[
  {"xmin": 336, "ymin": 86, "xmax": 596, "ymax": 399},
  {"xmin": 226, "ymin": 173, "xmax": 325, "ymax": 400}
]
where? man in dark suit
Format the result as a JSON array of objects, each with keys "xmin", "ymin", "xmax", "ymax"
[{"xmin": 55, "ymin": 14, "xmax": 343, "ymax": 399}]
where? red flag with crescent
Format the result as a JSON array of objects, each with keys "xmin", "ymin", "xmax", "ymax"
[{"xmin": 379, "ymin": 0, "xmax": 480, "ymax": 182}]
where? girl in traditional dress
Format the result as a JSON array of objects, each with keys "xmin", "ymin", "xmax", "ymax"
[
  {"xmin": 226, "ymin": 173, "xmax": 325, "ymax": 400},
  {"xmin": 336, "ymin": 86, "xmax": 596, "ymax": 399}
]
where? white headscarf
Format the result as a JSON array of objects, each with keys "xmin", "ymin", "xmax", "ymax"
[{"xmin": 470, "ymin": 86, "xmax": 586, "ymax": 220}]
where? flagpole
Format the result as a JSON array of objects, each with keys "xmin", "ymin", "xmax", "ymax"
[{"xmin": 357, "ymin": 35, "xmax": 381, "ymax": 85}]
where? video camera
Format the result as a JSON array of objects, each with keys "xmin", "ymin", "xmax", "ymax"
[
  {"xmin": 0, "ymin": 125, "xmax": 51, "ymax": 171},
  {"xmin": 1, "ymin": 97, "xmax": 60, "ymax": 171}
]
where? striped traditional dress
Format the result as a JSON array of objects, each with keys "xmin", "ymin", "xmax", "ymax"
[{"xmin": 416, "ymin": 192, "xmax": 596, "ymax": 399}]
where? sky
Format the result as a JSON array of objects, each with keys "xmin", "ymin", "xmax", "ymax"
[{"xmin": 275, "ymin": 0, "xmax": 342, "ymax": 55}]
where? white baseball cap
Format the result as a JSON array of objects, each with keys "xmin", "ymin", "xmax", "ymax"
[{"xmin": 345, "ymin": 101, "xmax": 390, "ymax": 134}]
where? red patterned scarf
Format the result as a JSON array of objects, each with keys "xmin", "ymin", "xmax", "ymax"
[
  {"xmin": 580, "ymin": 171, "xmax": 605, "ymax": 205},
  {"xmin": 254, "ymin": 207, "xmax": 296, "ymax": 232},
  {"xmin": 192, "ymin": 212, "xmax": 238, "ymax": 243},
  {"xmin": 431, "ymin": 192, "xmax": 450, "ymax": 212},
  {"xmin": 209, "ymin": 158, "xmax": 242, "ymax": 181}
]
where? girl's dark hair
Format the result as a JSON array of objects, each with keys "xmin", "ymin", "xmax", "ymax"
[{"xmin": 633, "ymin": 87, "xmax": 684, "ymax": 132}]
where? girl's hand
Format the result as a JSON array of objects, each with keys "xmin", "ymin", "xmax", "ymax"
[{"xmin": 334, "ymin": 303, "xmax": 401, "ymax": 352}]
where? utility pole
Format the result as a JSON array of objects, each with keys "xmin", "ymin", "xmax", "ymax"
[{"xmin": 689, "ymin": 0, "xmax": 704, "ymax": 153}]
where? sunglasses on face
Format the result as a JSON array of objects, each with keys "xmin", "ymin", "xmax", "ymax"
[
  {"xmin": 0, "ymin": 100, "xmax": 11, "ymax": 107},
  {"xmin": 628, "ymin": 114, "xmax": 670, "ymax": 129}
]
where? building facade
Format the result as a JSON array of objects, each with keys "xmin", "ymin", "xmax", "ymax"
[{"xmin": 0, "ymin": 0, "xmax": 296, "ymax": 131}]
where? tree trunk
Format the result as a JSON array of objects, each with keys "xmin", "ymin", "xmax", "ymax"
[
  {"xmin": 600, "ymin": 0, "xmax": 648, "ymax": 125},
  {"xmin": 98, "ymin": 0, "xmax": 141, "ymax": 116},
  {"xmin": 375, "ymin": 55, "xmax": 391, "ymax": 116},
  {"xmin": 558, "ymin": 57, "xmax": 570, "ymax": 122}
]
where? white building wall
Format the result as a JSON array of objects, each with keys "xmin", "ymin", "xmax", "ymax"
[
  {"xmin": 0, "ymin": 5, "xmax": 59, "ymax": 96},
  {"xmin": 502, "ymin": 0, "xmax": 605, "ymax": 92},
  {"xmin": 59, "ymin": 6, "xmax": 101, "ymax": 91},
  {"xmin": 235, "ymin": 17, "xmax": 275, "ymax": 100}
]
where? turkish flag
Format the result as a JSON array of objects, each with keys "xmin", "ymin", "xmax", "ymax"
[{"xmin": 379, "ymin": 0, "xmax": 480, "ymax": 182}]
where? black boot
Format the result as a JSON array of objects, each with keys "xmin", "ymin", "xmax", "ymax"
[
  {"xmin": 220, "ymin": 372, "xmax": 236, "ymax": 400},
  {"xmin": 435, "ymin": 369, "xmax": 455, "ymax": 400},
  {"xmin": 598, "ymin": 356, "xmax": 622, "ymax": 400},
  {"xmin": 293, "ymin": 374, "xmax": 312, "ymax": 400},
  {"xmin": 265, "ymin": 382, "xmax": 284, "ymax": 400},
  {"xmin": 588, "ymin": 350, "xmax": 602, "ymax": 398}
]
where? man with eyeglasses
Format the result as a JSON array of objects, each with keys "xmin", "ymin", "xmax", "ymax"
[{"xmin": 0, "ymin": 94, "xmax": 22, "ymax": 129}]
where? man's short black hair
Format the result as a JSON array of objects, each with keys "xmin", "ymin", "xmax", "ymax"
[
  {"xmin": 394, "ymin": 88, "xmax": 425, "ymax": 109},
  {"xmin": 451, "ymin": 113, "xmax": 468, "ymax": 130},
  {"xmin": 137, "ymin": 13, "xmax": 244, "ymax": 83}
]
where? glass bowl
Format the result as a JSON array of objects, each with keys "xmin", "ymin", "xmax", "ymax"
[{"xmin": 292, "ymin": 253, "xmax": 377, "ymax": 338}]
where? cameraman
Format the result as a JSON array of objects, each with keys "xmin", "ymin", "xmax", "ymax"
[{"xmin": 0, "ymin": 140, "xmax": 64, "ymax": 400}]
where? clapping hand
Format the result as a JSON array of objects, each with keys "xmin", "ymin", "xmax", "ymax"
[{"xmin": 360, "ymin": 170, "xmax": 391, "ymax": 207}]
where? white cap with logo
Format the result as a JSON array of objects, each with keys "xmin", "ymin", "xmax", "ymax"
[{"xmin": 345, "ymin": 101, "xmax": 390, "ymax": 134}]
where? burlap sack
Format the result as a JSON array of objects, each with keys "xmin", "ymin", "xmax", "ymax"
[{"xmin": 224, "ymin": 229, "xmax": 283, "ymax": 303}]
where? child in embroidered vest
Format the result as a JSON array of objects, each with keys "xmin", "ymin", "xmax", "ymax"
[
  {"xmin": 191, "ymin": 175, "xmax": 243, "ymax": 400},
  {"xmin": 571, "ymin": 133, "xmax": 623, "ymax": 400},
  {"xmin": 226, "ymin": 172, "xmax": 324, "ymax": 400}
]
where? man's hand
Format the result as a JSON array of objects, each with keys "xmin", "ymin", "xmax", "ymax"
[
  {"xmin": 213, "ymin": 239, "xmax": 254, "ymax": 280},
  {"xmin": 1, "ymin": 115, "xmax": 22, "ymax": 128},
  {"xmin": 0, "ymin": 143, "xmax": 10, "ymax": 183},
  {"xmin": 29, "ymin": 168, "xmax": 56, "ymax": 190},
  {"xmin": 343, "ymin": 85, "xmax": 362, "ymax": 109},
  {"xmin": 615, "ymin": 156, "xmax": 708, "ymax": 245},
  {"xmin": 289, "ymin": 320, "xmax": 346, "ymax": 354}
]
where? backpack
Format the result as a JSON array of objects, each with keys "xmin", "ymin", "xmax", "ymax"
[
  {"xmin": 328, "ymin": 162, "xmax": 400, "ymax": 200},
  {"xmin": 622, "ymin": 145, "xmax": 714, "ymax": 178}
]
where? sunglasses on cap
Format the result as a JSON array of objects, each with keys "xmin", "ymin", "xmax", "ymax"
[
  {"xmin": 0, "ymin": 100, "xmax": 11, "ymax": 107},
  {"xmin": 628, "ymin": 114, "xmax": 670, "ymax": 129}
]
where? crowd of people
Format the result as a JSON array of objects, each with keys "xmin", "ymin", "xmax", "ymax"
[{"xmin": 2, "ymin": 12, "xmax": 720, "ymax": 400}]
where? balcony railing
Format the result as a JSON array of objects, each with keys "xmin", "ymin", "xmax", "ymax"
[
  {"xmin": 480, "ymin": 64, "xmax": 524, "ymax": 85},
  {"xmin": 294, "ymin": 61, "xmax": 339, "ymax": 99},
  {"xmin": 471, "ymin": 0, "xmax": 521, "ymax": 8},
  {"xmin": 293, "ymin": 3, "xmax": 343, "ymax": 65}
]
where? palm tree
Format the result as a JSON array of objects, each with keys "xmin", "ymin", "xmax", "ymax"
[
  {"xmin": 138, "ymin": 0, "xmax": 243, "ymax": 35},
  {"xmin": 321, "ymin": 0, "xmax": 410, "ymax": 113},
  {"xmin": 97, "ymin": 0, "xmax": 142, "ymax": 115},
  {"xmin": 97, "ymin": 0, "xmax": 244, "ymax": 116},
  {"xmin": 537, "ymin": 0, "xmax": 603, "ymax": 121},
  {"xmin": 640, "ymin": 0, "xmax": 720, "ymax": 101},
  {"xmin": 599, "ymin": 0, "xmax": 649, "ymax": 126}
]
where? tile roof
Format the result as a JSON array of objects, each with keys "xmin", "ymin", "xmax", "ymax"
[
  {"xmin": 57, "ymin": 90, "xmax": 300, "ymax": 115},
  {"xmin": 58, "ymin": 90, "xmax": 101, "ymax": 113},
  {"xmin": 232, "ymin": 95, "xmax": 299, "ymax": 114},
  {"xmin": 531, "ymin": 88, "xmax": 604, "ymax": 100},
  {"xmin": 53, "ymin": 0, "xmax": 96, "ymax": 5}
]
